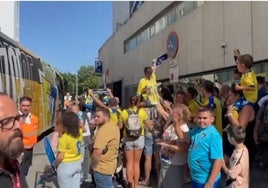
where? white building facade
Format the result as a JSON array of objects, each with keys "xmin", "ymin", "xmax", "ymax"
[
  {"xmin": 0, "ymin": 1, "xmax": 19, "ymax": 41},
  {"xmin": 99, "ymin": 1, "xmax": 268, "ymax": 107}
]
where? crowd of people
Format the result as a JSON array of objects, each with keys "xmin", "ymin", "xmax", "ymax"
[{"xmin": 0, "ymin": 52, "xmax": 267, "ymax": 188}]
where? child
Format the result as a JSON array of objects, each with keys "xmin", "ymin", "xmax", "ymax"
[
  {"xmin": 235, "ymin": 54, "xmax": 258, "ymax": 104},
  {"xmin": 176, "ymin": 107, "xmax": 223, "ymax": 188},
  {"xmin": 222, "ymin": 125, "xmax": 249, "ymax": 188}
]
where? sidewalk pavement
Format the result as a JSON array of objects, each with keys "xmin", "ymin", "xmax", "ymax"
[
  {"xmin": 27, "ymin": 133, "xmax": 58, "ymax": 188},
  {"xmin": 27, "ymin": 133, "xmax": 268, "ymax": 188}
]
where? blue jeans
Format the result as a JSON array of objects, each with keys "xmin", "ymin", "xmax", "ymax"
[
  {"xmin": 93, "ymin": 171, "xmax": 113, "ymax": 188},
  {"xmin": 57, "ymin": 160, "xmax": 82, "ymax": 188}
]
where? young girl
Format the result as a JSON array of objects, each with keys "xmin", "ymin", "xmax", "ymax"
[
  {"xmin": 222, "ymin": 125, "xmax": 249, "ymax": 188},
  {"xmin": 54, "ymin": 110, "xmax": 83, "ymax": 188}
]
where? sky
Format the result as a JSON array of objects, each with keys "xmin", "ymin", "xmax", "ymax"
[{"xmin": 20, "ymin": 1, "xmax": 113, "ymax": 74}]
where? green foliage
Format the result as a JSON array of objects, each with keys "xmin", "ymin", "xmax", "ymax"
[{"xmin": 60, "ymin": 65, "xmax": 100, "ymax": 96}]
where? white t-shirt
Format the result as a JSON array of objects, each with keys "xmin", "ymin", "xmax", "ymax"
[
  {"xmin": 160, "ymin": 123, "xmax": 189, "ymax": 166},
  {"xmin": 83, "ymin": 112, "xmax": 92, "ymax": 137}
]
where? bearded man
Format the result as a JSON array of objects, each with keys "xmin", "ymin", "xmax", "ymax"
[{"xmin": 0, "ymin": 92, "xmax": 28, "ymax": 187}]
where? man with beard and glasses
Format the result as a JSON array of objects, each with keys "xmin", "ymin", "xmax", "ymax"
[
  {"xmin": 19, "ymin": 96, "xmax": 39, "ymax": 176},
  {"xmin": 0, "ymin": 92, "xmax": 28, "ymax": 187}
]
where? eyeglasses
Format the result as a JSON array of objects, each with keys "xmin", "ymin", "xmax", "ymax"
[{"xmin": 0, "ymin": 115, "xmax": 21, "ymax": 132}]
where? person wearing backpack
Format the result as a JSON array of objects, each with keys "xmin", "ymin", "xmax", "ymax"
[{"xmin": 118, "ymin": 96, "xmax": 153, "ymax": 188}]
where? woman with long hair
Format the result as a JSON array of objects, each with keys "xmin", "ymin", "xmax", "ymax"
[
  {"xmin": 156, "ymin": 104, "xmax": 190, "ymax": 188},
  {"xmin": 119, "ymin": 96, "xmax": 153, "ymax": 188},
  {"xmin": 54, "ymin": 110, "xmax": 83, "ymax": 188}
]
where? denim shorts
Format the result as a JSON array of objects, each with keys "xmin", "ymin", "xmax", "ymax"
[
  {"xmin": 124, "ymin": 135, "xmax": 145, "ymax": 150},
  {"xmin": 144, "ymin": 136, "xmax": 153, "ymax": 155}
]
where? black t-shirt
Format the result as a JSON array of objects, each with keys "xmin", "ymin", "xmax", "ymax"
[{"xmin": 0, "ymin": 161, "xmax": 28, "ymax": 188}]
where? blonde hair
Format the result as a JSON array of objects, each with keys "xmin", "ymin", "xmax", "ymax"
[{"xmin": 173, "ymin": 103, "xmax": 191, "ymax": 123}]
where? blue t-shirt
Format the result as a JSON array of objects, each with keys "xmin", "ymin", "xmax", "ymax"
[{"xmin": 188, "ymin": 125, "xmax": 223, "ymax": 183}]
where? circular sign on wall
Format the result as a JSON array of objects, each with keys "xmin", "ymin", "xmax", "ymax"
[{"xmin": 167, "ymin": 31, "xmax": 179, "ymax": 59}]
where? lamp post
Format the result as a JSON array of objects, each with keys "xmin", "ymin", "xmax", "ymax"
[{"xmin": 75, "ymin": 71, "xmax": 78, "ymax": 99}]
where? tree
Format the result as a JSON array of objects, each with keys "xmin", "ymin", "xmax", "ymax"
[
  {"xmin": 60, "ymin": 72, "xmax": 76, "ymax": 95},
  {"xmin": 60, "ymin": 65, "xmax": 100, "ymax": 96},
  {"xmin": 77, "ymin": 65, "xmax": 99, "ymax": 94}
]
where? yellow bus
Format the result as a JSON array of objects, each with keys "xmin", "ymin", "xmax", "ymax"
[{"xmin": 0, "ymin": 31, "xmax": 65, "ymax": 138}]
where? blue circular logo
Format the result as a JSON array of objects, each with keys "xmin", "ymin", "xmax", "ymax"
[{"xmin": 167, "ymin": 31, "xmax": 179, "ymax": 58}]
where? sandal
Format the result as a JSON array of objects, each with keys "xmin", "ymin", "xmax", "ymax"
[{"xmin": 139, "ymin": 181, "xmax": 150, "ymax": 186}]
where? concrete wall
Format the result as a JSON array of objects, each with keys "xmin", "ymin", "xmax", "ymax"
[
  {"xmin": 99, "ymin": 1, "xmax": 268, "ymax": 93},
  {"xmin": 0, "ymin": 1, "xmax": 19, "ymax": 41},
  {"xmin": 113, "ymin": 1, "xmax": 130, "ymax": 32}
]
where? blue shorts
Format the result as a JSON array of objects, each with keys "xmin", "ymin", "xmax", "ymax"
[
  {"xmin": 144, "ymin": 136, "xmax": 153, "ymax": 155},
  {"xmin": 124, "ymin": 135, "xmax": 144, "ymax": 150},
  {"xmin": 191, "ymin": 178, "xmax": 220, "ymax": 188}
]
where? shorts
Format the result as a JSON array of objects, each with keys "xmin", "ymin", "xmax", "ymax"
[
  {"xmin": 191, "ymin": 178, "xmax": 220, "ymax": 188},
  {"xmin": 153, "ymin": 134, "xmax": 161, "ymax": 153},
  {"xmin": 124, "ymin": 135, "xmax": 145, "ymax": 150},
  {"xmin": 144, "ymin": 136, "xmax": 153, "ymax": 155}
]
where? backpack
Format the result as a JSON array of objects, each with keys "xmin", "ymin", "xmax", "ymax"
[{"xmin": 126, "ymin": 108, "xmax": 142, "ymax": 138}]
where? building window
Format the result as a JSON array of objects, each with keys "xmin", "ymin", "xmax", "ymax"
[
  {"xmin": 149, "ymin": 24, "xmax": 155, "ymax": 38},
  {"xmin": 124, "ymin": 1, "xmax": 203, "ymax": 53},
  {"xmin": 140, "ymin": 28, "xmax": 149, "ymax": 43},
  {"xmin": 130, "ymin": 1, "xmax": 144, "ymax": 16},
  {"xmin": 155, "ymin": 17, "xmax": 165, "ymax": 34},
  {"xmin": 167, "ymin": 8, "xmax": 177, "ymax": 26}
]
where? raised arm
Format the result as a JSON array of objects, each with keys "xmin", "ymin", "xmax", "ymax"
[
  {"xmin": 107, "ymin": 88, "xmax": 115, "ymax": 98},
  {"xmin": 88, "ymin": 89, "xmax": 106, "ymax": 108}
]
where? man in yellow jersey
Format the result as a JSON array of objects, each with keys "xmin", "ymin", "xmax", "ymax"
[
  {"xmin": 186, "ymin": 86, "xmax": 201, "ymax": 125},
  {"xmin": 199, "ymin": 80, "xmax": 222, "ymax": 135},
  {"xmin": 19, "ymin": 96, "xmax": 39, "ymax": 176},
  {"xmin": 137, "ymin": 65, "xmax": 160, "ymax": 107},
  {"xmin": 136, "ymin": 64, "xmax": 170, "ymax": 186},
  {"xmin": 236, "ymin": 54, "xmax": 258, "ymax": 104},
  {"xmin": 91, "ymin": 107, "xmax": 120, "ymax": 188}
]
